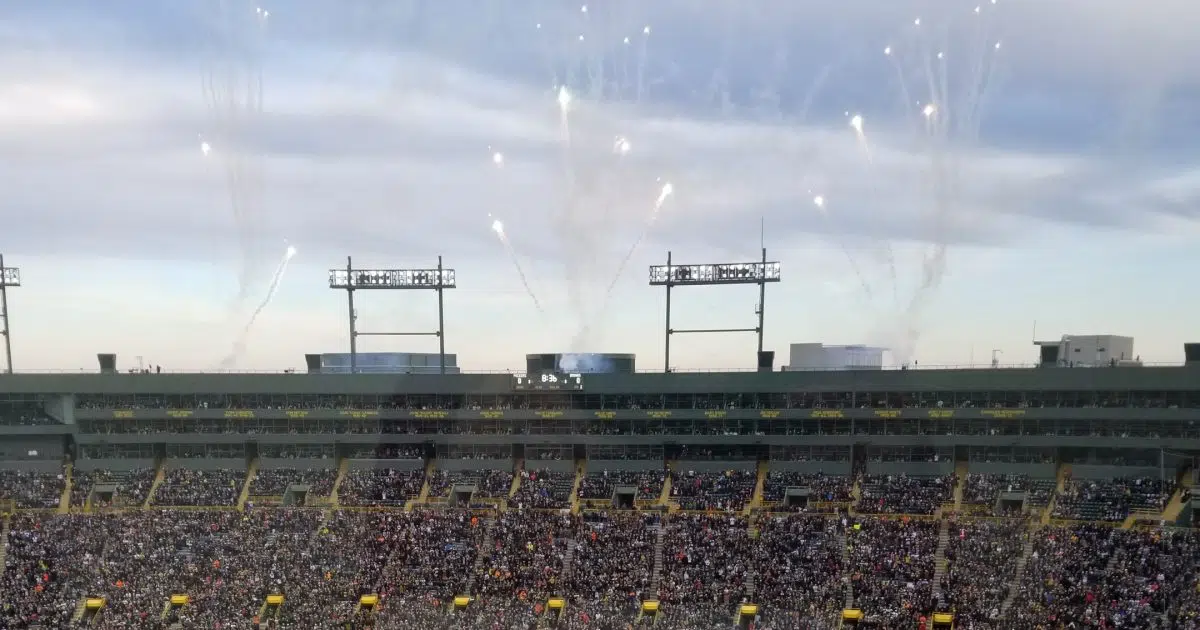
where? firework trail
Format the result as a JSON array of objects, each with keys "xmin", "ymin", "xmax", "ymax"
[
  {"xmin": 812, "ymin": 195, "xmax": 873, "ymax": 300},
  {"xmin": 220, "ymin": 244, "xmax": 297, "ymax": 368},
  {"xmin": 605, "ymin": 180, "xmax": 673, "ymax": 296},
  {"xmin": 203, "ymin": 0, "xmax": 269, "ymax": 307},
  {"xmin": 490, "ymin": 216, "xmax": 544, "ymax": 313}
]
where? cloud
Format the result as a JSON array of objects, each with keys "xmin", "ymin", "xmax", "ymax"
[{"xmin": 1, "ymin": 0, "xmax": 1198, "ymax": 369}]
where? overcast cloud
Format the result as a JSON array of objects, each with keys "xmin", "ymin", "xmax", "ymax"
[{"xmin": 0, "ymin": 0, "xmax": 1197, "ymax": 372}]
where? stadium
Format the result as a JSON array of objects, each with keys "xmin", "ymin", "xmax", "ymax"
[{"xmin": 3, "ymin": 337, "xmax": 1200, "ymax": 629}]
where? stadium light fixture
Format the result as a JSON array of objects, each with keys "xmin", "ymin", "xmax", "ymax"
[
  {"xmin": 327, "ymin": 256, "xmax": 456, "ymax": 374},
  {"xmin": 649, "ymin": 250, "xmax": 781, "ymax": 373},
  {"xmin": 0, "ymin": 254, "xmax": 19, "ymax": 374}
]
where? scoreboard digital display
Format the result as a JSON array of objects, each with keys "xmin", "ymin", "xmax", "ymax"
[{"xmin": 513, "ymin": 372, "xmax": 584, "ymax": 391}]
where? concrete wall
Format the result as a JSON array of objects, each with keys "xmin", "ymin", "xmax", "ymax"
[
  {"xmin": 677, "ymin": 460, "xmax": 756, "ymax": 473},
  {"xmin": 1071, "ymin": 464, "xmax": 1166, "ymax": 480},
  {"xmin": 523, "ymin": 460, "xmax": 575, "ymax": 474},
  {"xmin": 866, "ymin": 461, "xmax": 954, "ymax": 477},
  {"xmin": 436, "ymin": 459, "xmax": 514, "ymax": 472},
  {"xmin": 586, "ymin": 459, "xmax": 662, "ymax": 473},
  {"xmin": 347, "ymin": 458, "xmax": 424, "ymax": 471},
  {"xmin": 75, "ymin": 458, "xmax": 155, "ymax": 472},
  {"xmin": 0, "ymin": 436, "xmax": 64, "ymax": 461},
  {"xmin": 967, "ymin": 462, "xmax": 1056, "ymax": 478},
  {"xmin": 259, "ymin": 458, "xmax": 336, "ymax": 471},
  {"xmin": 770, "ymin": 460, "xmax": 852, "ymax": 475},
  {"xmin": 165, "ymin": 458, "xmax": 246, "ymax": 471},
  {"xmin": 0, "ymin": 460, "xmax": 64, "ymax": 473}
]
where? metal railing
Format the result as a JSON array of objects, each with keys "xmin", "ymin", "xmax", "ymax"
[{"xmin": 0, "ymin": 361, "xmax": 1187, "ymax": 376}]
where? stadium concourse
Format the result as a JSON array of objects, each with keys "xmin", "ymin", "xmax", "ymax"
[{"xmin": 2, "ymin": 461, "xmax": 1198, "ymax": 629}]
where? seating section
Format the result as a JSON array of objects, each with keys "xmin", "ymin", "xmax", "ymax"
[
  {"xmin": 578, "ymin": 469, "xmax": 666, "ymax": 501},
  {"xmin": 846, "ymin": 518, "xmax": 938, "ymax": 626},
  {"xmin": 752, "ymin": 514, "xmax": 844, "ymax": 627},
  {"xmin": 338, "ymin": 468, "xmax": 426, "ymax": 506},
  {"xmin": 511, "ymin": 468, "xmax": 575, "ymax": 509},
  {"xmin": 250, "ymin": 468, "xmax": 337, "ymax": 496},
  {"xmin": 71, "ymin": 468, "xmax": 156, "ymax": 507},
  {"xmin": 670, "ymin": 470, "xmax": 756, "ymax": 511},
  {"xmin": 858, "ymin": 474, "xmax": 955, "ymax": 514},
  {"xmin": 434, "ymin": 469, "xmax": 514, "ymax": 499},
  {"xmin": 152, "ymin": 469, "xmax": 244, "ymax": 506},
  {"xmin": 763, "ymin": 471, "xmax": 853, "ymax": 503},
  {"xmin": 0, "ymin": 470, "xmax": 64, "ymax": 508},
  {"xmin": 1053, "ymin": 476, "xmax": 1174, "ymax": 521},
  {"xmin": 941, "ymin": 520, "xmax": 1026, "ymax": 627}
]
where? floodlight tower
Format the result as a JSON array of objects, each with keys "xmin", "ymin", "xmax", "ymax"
[
  {"xmin": 0, "ymin": 254, "xmax": 20, "ymax": 374},
  {"xmin": 327, "ymin": 256, "xmax": 456, "ymax": 375},
  {"xmin": 649, "ymin": 249, "xmax": 781, "ymax": 372}
]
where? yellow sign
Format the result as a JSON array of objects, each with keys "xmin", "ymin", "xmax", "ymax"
[
  {"xmin": 85, "ymin": 598, "xmax": 105, "ymax": 610},
  {"xmin": 453, "ymin": 596, "xmax": 471, "ymax": 608},
  {"xmin": 113, "ymin": 410, "xmax": 134, "ymax": 419},
  {"xmin": 841, "ymin": 609, "xmax": 862, "ymax": 621},
  {"xmin": 704, "ymin": 410, "xmax": 727, "ymax": 419},
  {"xmin": 340, "ymin": 410, "xmax": 378, "ymax": 419},
  {"xmin": 873, "ymin": 410, "xmax": 901, "ymax": 419},
  {"xmin": 412, "ymin": 410, "xmax": 449, "ymax": 419},
  {"xmin": 265, "ymin": 594, "xmax": 284, "ymax": 606},
  {"xmin": 225, "ymin": 410, "xmax": 255, "ymax": 419},
  {"xmin": 535, "ymin": 411, "xmax": 563, "ymax": 418},
  {"xmin": 641, "ymin": 601, "xmax": 660, "ymax": 613},
  {"xmin": 547, "ymin": 598, "xmax": 565, "ymax": 610},
  {"xmin": 932, "ymin": 613, "xmax": 954, "ymax": 624},
  {"xmin": 759, "ymin": 410, "xmax": 780, "ymax": 418},
  {"xmin": 981, "ymin": 409, "xmax": 1025, "ymax": 419},
  {"xmin": 170, "ymin": 595, "xmax": 189, "ymax": 606},
  {"xmin": 594, "ymin": 411, "xmax": 616, "ymax": 419},
  {"xmin": 647, "ymin": 411, "xmax": 671, "ymax": 419},
  {"xmin": 928, "ymin": 410, "xmax": 954, "ymax": 419},
  {"xmin": 359, "ymin": 594, "xmax": 379, "ymax": 607},
  {"xmin": 811, "ymin": 410, "xmax": 844, "ymax": 418},
  {"xmin": 167, "ymin": 410, "xmax": 193, "ymax": 418},
  {"xmin": 739, "ymin": 604, "xmax": 759, "ymax": 616},
  {"xmin": 480, "ymin": 411, "xmax": 504, "ymax": 419}
]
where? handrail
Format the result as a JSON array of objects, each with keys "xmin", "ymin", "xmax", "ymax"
[{"xmin": 0, "ymin": 361, "xmax": 1188, "ymax": 376}]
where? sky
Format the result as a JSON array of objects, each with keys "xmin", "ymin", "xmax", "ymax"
[{"xmin": 1, "ymin": 0, "xmax": 1199, "ymax": 374}]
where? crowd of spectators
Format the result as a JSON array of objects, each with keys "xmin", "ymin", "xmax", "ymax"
[
  {"xmin": 475, "ymin": 510, "xmax": 574, "ymax": 601},
  {"xmin": 338, "ymin": 468, "xmax": 427, "ymax": 506},
  {"xmin": 1053, "ymin": 476, "xmax": 1175, "ymax": 521},
  {"xmin": 858, "ymin": 474, "xmax": 955, "ymax": 515},
  {"xmin": 762, "ymin": 471, "xmax": 852, "ymax": 504},
  {"xmin": 427, "ymin": 469, "xmax": 514, "ymax": 499},
  {"xmin": 670, "ymin": 470, "xmax": 756, "ymax": 511},
  {"xmin": 962, "ymin": 473, "xmax": 1036, "ymax": 504},
  {"xmin": 70, "ymin": 468, "xmax": 156, "ymax": 508},
  {"xmin": 941, "ymin": 519, "xmax": 1027, "ymax": 626},
  {"xmin": 846, "ymin": 517, "xmax": 938, "ymax": 626},
  {"xmin": 578, "ymin": 469, "xmax": 666, "ymax": 502},
  {"xmin": 510, "ymin": 469, "xmax": 575, "ymax": 509},
  {"xmin": 0, "ymin": 470, "xmax": 64, "ymax": 508},
  {"xmin": 752, "ymin": 514, "xmax": 844, "ymax": 628},
  {"xmin": 659, "ymin": 514, "xmax": 752, "ymax": 609},
  {"xmin": 567, "ymin": 511, "xmax": 657, "ymax": 612},
  {"xmin": 250, "ymin": 468, "xmax": 337, "ymax": 496},
  {"xmin": 151, "ymin": 468, "xmax": 244, "ymax": 506}
]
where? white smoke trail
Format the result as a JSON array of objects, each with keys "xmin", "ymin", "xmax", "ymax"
[
  {"xmin": 203, "ymin": 0, "xmax": 269, "ymax": 308},
  {"xmin": 812, "ymin": 195, "xmax": 874, "ymax": 301},
  {"xmin": 220, "ymin": 244, "xmax": 296, "ymax": 368},
  {"xmin": 605, "ymin": 180, "xmax": 673, "ymax": 296},
  {"xmin": 490, "ymin": 217, "xmax": 544, "ymax": 313}
]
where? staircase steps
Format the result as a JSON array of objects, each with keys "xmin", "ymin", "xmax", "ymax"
[
  {"xmin": 1000, "ymin": 538, "xmax": 1035, "ymax": 614},
  {"xmin": 932, "ymin": 518, "xmax": 950, "ymax": 604},
  {"xmin": 0, "ymin": 515, "xmax": 11, "ymax": 571},
  {"xmin": 650, "ymin": 519, "xmax": 666, "ymax": 594},
  {"xmin": 144, "ymin": 459, "xmax": 167, "ymax": 508},
  {"xmin": 750, "ymin": 460, "xmax": 769, "ymax": 511},
  {"xmin": 467, "ymin": 517, "xmax": 497, "ymax": 596},
  {"xmin": 952, "ymin": 460, "xmax": 969, "ymax": 510},
  {"xmin": 58, "ymin": 462, "xmax": 73, "ymax": 514},
  {"xmin": 329, "ymin": 457, "xmax": 349, "ymax": 508},
  {"xmin": 839, "ymin": 529, "xmax": 853, "ymax": 608},
  {"xmin": 658, "ymin": 462, "xmax": 675, "ymax": 507},
  {"xmin": 569, "ymin": 460, "xmax": 585, "ymax": 515},
  {"xmin": 236, "ymin": 457, "xmax": 260, "ymax": 511},
  {"xmin": 509, "ymin": 458, "xmax": 525, "ymax": 498}
]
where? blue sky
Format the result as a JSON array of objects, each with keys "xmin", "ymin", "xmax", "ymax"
[{"xmin": 1, "ymin": 0, "xmax": 1198, "ymax": 373}]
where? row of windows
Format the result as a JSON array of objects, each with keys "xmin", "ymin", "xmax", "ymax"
[
  {"xmin": 71, "ymin": 390, "xmax": 1200, "ymax": 409},
  {"xmin": 74, "ymin": 416, "xmax": 1200, "ymax": 438}
]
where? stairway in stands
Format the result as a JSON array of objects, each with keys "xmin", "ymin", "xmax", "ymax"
[
  {"xmin": 329, "ymin": 457, "xmax": 349, "ymax": 508},
  {"xmin": 839, "ymin": 529, "xmax": 853, "ymax": 608},
  {"xmin": 560, "ymin": 538, "xmax": 578, "ymax": 585},
  {"xmin": 58, "ymin": 462, "xmax": 73, "ymax": 514},
  {"xmin": 467, "ymin": 517, "xmax": 497, "ymax": 596},
  {"xmin": 952, "ymin": 460, "xmax": 969, "ymax": 511},
  {"xmin": 0, "ymin": 515, "xmax": 10, "ymax": 571},
  {"xmin": 931, "ymin": 518, "xmax": 950, "ymax": 604},
  {"xmin": 650, "ymin": 517, "xmax": 666, "ymax": 595},
  {"xmin": 143, "ymin": 459, "xmax": 167, "ymax": 508},
  {"xmin": 999, "ymin": 537, "xmax": 1035, "ymax": 615}
]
